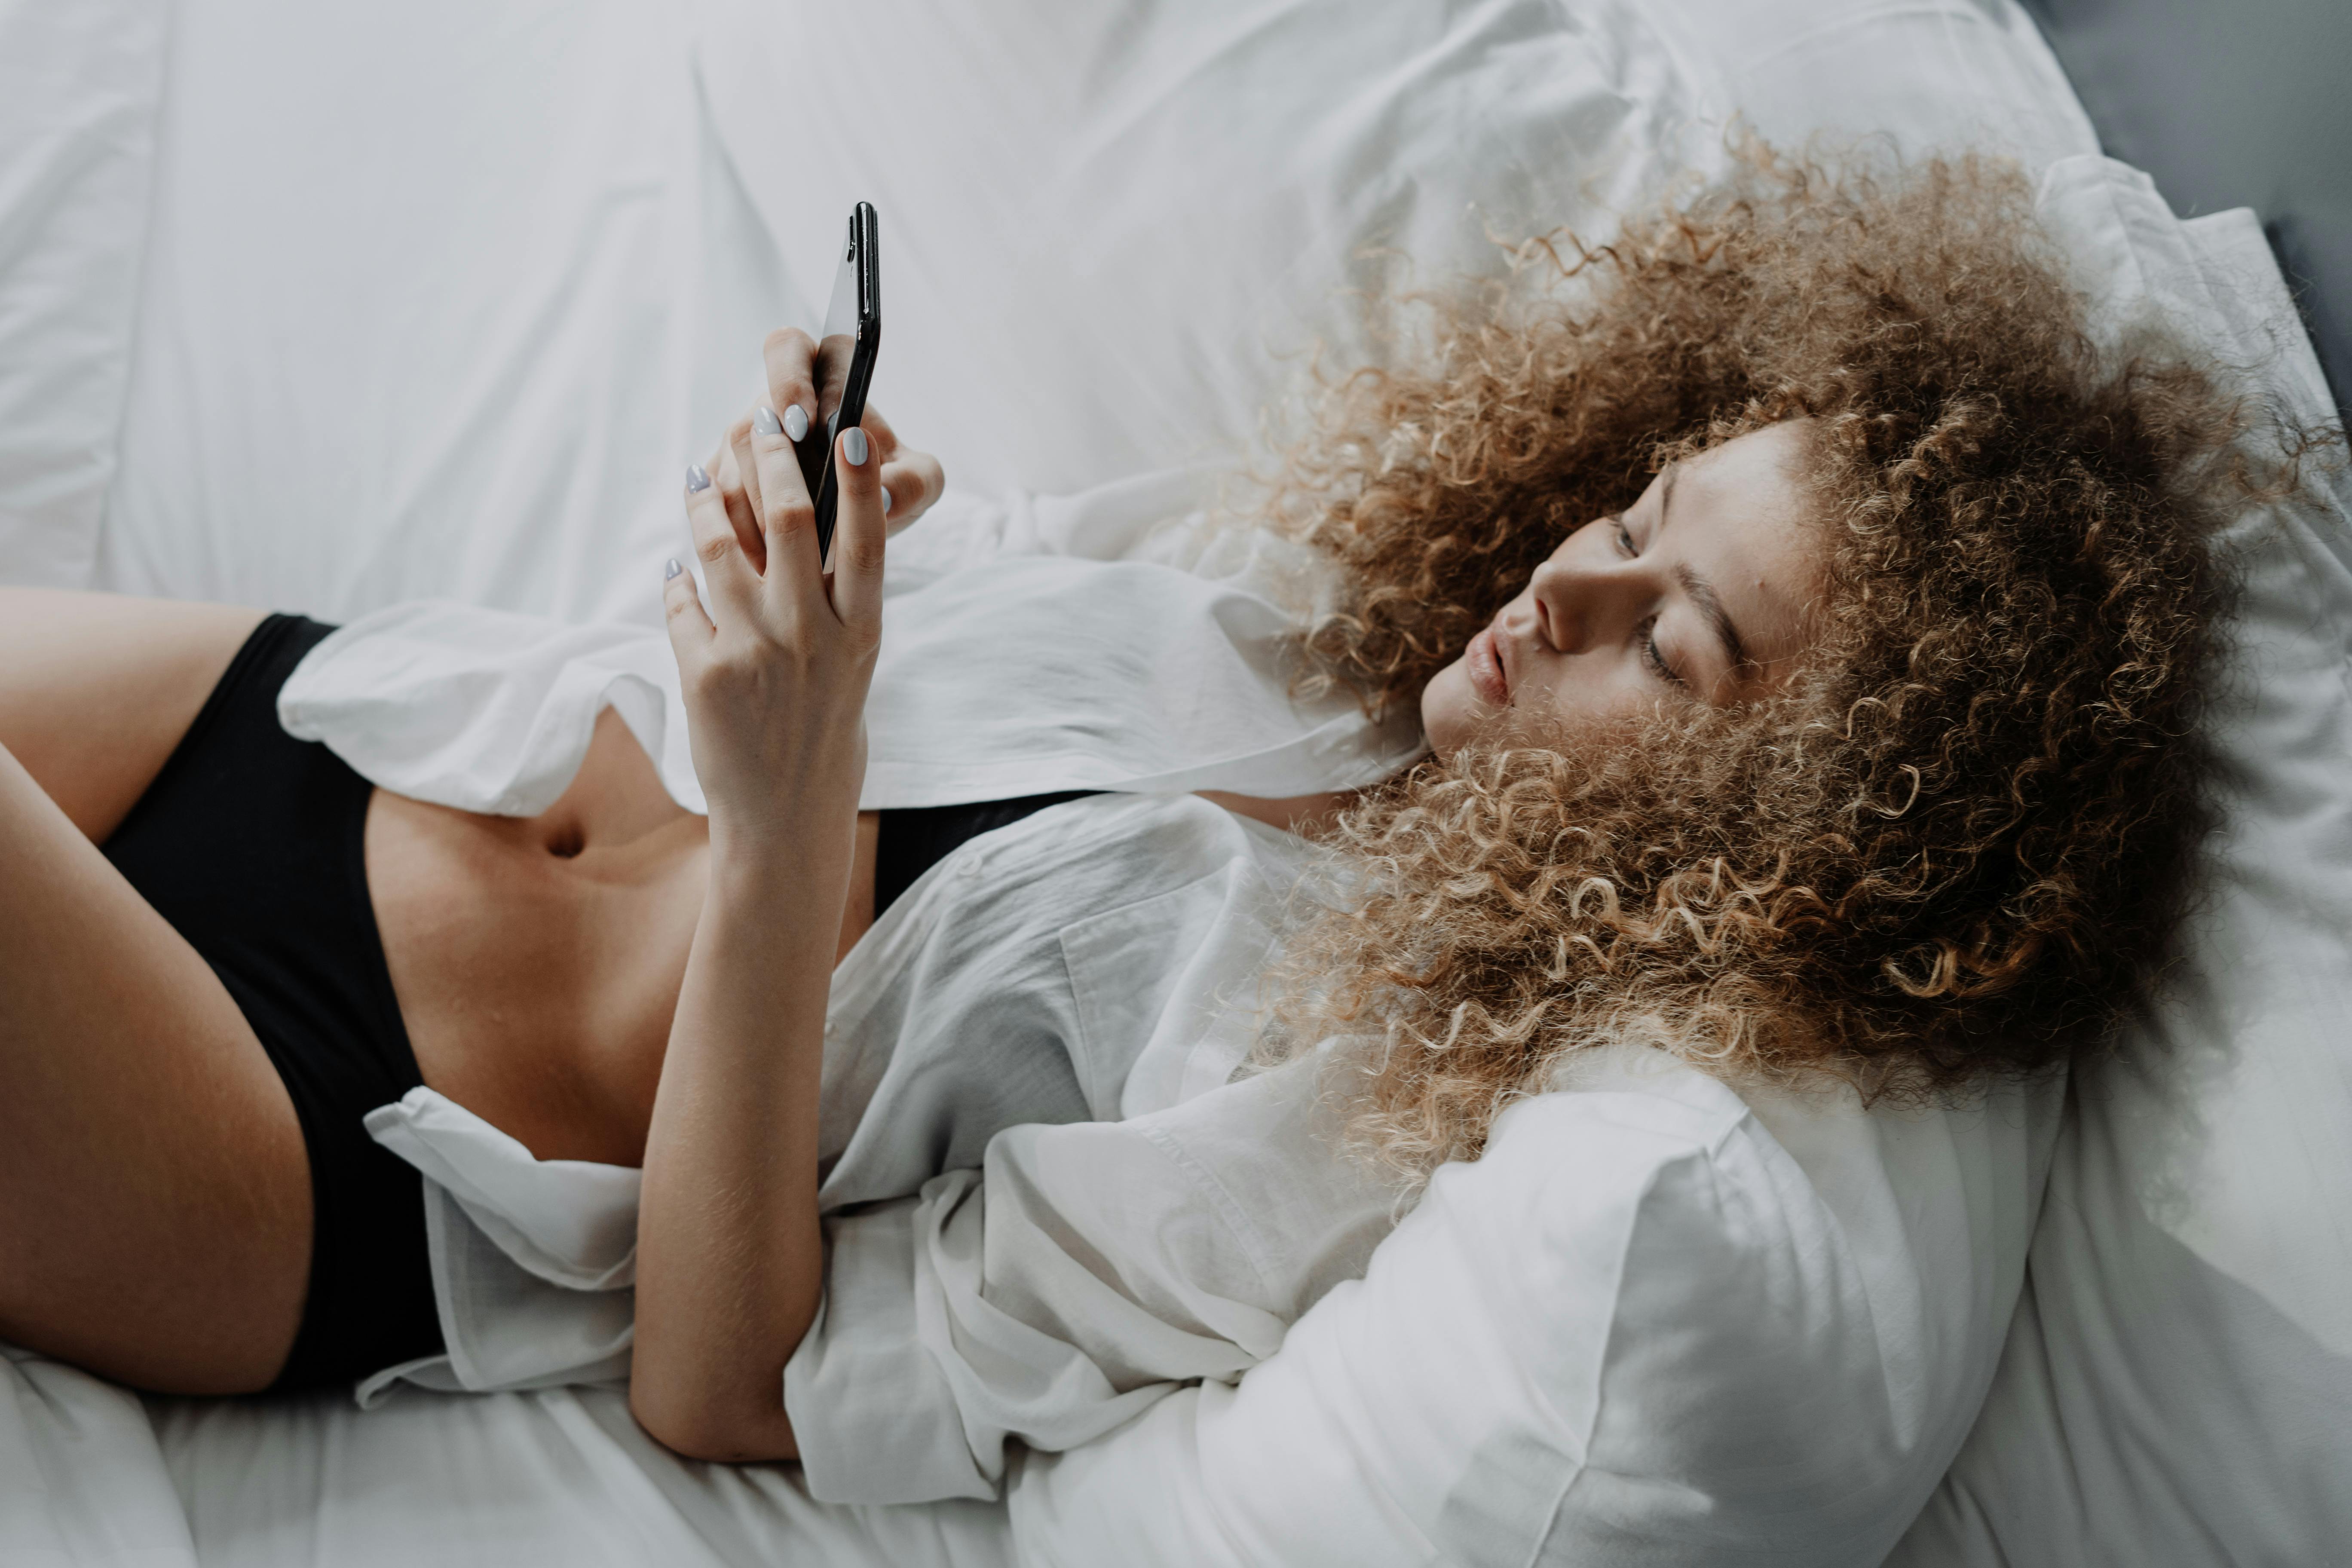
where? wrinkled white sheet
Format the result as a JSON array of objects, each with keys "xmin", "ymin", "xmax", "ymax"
[
  {"xmin": 92, "ymin": 0, "xmax": 700, "ymax": 625},
  {"xmin": 0, "ymin": 0, "xmax": 167, "ymax": 588},
  {"xmin": 149, "ymin": 1383, "xmax": 1011, "ymax": 1568},
  {"xmin": 4, "ymin": 1348, "xmax": 1014, "ymax": 1568}
]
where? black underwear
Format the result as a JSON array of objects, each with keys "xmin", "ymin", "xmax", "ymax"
[
  {"xmin": 103, "ymin": 614, "xmax": 443, "ymax": 1393},
  {"xmin": 873, "ymin": 791, "xmax": 1100, "ymax": 918},
  {"xmin": 100, "ymin": 616, "xmax": 1086, "ymax": 1390}
]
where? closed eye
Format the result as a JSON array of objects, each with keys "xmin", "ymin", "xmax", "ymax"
[{"xmin": 1639, "ymin": 616, "xmax": 1685, "ymax": 688}]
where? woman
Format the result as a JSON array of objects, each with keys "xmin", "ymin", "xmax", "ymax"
[{"xmin": 0, "ymin": 153, "xmax": 2252, "ymax": 1461}]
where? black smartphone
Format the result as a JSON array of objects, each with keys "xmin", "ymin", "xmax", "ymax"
[{"xmin": 802, "ymin": 202, "xmax": 881, "ymax": 564}]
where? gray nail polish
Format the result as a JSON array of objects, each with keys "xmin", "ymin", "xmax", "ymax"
[
  {"xmin": 783, "ymin": 404, "xmax": 810, "ymax": 442},
  {"xmin": 753, "ymin": 404, "xmax": 783, "ymax": 437},
  {"xmin": 685, "ymin": 464, "xmax": 711, "ymax": 492},
  {"xmin": 842, "ymin": 427, "xmax": 869, "ymax": 466},
  {"xmin": 881, "ymin": 486, "xmax": 894, "ymax": 516},
  {"xmin": 664, "ymin": 557, "xmax": 683, "ymax": 580}
]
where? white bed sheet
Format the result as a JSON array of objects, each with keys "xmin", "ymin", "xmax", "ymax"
[
  {"xmin": 4, "ymin": 1348, "xmax": 1016, "ymax": 1568},
  {"xmin": 0, "ymin": 0, "xmax": 168, "ymax": 590},
  {"xmin": 89, "ymin": 0, "xmax": 707, "ymax": 627},
  {"xmin": 149, "ymin": 1383, "xmax": 1008, "ymax": 1568},
  {"xmin": 0, "ymin": 0, "xmax": 2139, "ymax": 1564}
]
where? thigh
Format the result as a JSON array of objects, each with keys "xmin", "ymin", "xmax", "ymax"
[
  {"xmin": 0, "ymin": 600, "xmax": 310, "ymax": 1394},
  {"xmin": 0, "ymin": 587, "xmax": 266, "ymax": 840}
]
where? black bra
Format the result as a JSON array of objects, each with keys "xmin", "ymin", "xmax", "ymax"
[{"xmin": 872, "ymin": 791, "xmax": 1100, "ymax": 917}]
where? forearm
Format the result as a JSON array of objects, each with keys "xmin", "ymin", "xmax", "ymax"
[
  {"xmin": 631, "ymin": 832, "xmax": 843, "ymax": 1462},
  {"xmin": 637, "ymin": 335, "xmax": 900, "ymax": 1462}
]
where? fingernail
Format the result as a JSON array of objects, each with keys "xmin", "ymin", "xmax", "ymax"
[
  {"xmin": 881, "ymin": 486, "xmax": 894, "ymax": 516},
  {"xmin": 753, "ymin": 404, "xmax": 783, "ymax": 437},
  {"xmin": 783, "ymin": 404, "xmax": 810, "ymax": 442},
  {"xmin": 842, "ymin": 427, "xmax": 869, "ymax": 467},
  {"xmin": 664, "ymin": 557, "xmax": 683, "ymax": 581},
  {"xmin": 685, "ymin": 464, "xmax": 710, "ymax": 492}
]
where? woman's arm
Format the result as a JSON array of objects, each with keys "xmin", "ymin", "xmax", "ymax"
[{"xmin": 628, "ymin": 375, "xmax": 896, "ymax": 1463}]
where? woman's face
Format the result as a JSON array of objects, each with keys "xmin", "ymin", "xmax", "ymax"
[{"xmin": 1421, "ymin": 421, "xmax": 1824, "ymax": 756}]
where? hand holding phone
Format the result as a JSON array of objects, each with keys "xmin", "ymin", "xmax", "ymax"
[{"xmin": 703, "ymin": 203, "xmax": 942, "ymax": 575}]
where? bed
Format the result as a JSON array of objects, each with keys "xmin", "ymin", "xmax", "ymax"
[{"xmin": 2, "ymin": 0, "xmax": 2346, "ymax": 1562}]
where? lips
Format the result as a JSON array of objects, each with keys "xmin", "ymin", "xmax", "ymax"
[{"xmin": 1466, "ymin": 625, "xmax": 1510, "ymax": 706}]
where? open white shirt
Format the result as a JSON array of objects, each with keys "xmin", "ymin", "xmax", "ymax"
[
  {"xmin": 278, "ymin": 481, "xmax": 2058, "ymax": 1549},
  {"xmin": 276, "ymin": 483, "xmax": 1427, "ymax": 1421}
]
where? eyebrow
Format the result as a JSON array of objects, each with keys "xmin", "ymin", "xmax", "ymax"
[
  {"xmin": 1656, "ymin": 466, "xmax": 1751, "ymax": 676},
  {"xmin": 1677, "ymin": 564, "xmax": 1749, "ymax": 675}
]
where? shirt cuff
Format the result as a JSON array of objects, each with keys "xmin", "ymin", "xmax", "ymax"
[{"xmin": 784, "ymin": 1193, "xmax": 998, "ymax": 1504}]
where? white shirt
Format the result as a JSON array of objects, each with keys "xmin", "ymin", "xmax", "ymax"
[
  {"xmin": 354, "ymin": 790, "xmax": 1392, "ymax": 1449},
  {"xmin": 280, "ymin": 475, "xmax": 1425, "ymax": 818},
  {"xmin": 349, "ymin": 780, "xmax": 2056, "ymax": 1537},
  {"xmin": 281, "ymin": 479, "xmax": 2058, "ymax": 1555},
  {"xmin": 274, "ymin": 482, "xmax": 1425, "ymax": 1412}
]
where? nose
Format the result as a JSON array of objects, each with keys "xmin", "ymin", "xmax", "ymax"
[{"xmin": 1526, "ymin": 551, "xmax": 1650, "ymax": 654}]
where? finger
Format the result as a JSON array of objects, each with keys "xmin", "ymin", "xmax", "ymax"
[
  {"xmin": 858, "ymin": 404, "xmax": 902, "ymax": 462},
  {"xmin": 684, "ymin": 463, "xmax": 760, "ymax": 623},
  {"xmin": 828, "ymin": 423, "xmax": 887, "ymax": 632},
  {"xmin": 763, "ymin": 328, "xmax": 820, "ymax": 441},
  {"xmin": 713, "ymin": 425, "xmax": 766, "ymax": 573},
  {"xmin": 730, "ymin": 423, "xmax": 777, "ymax": 582},
  {"xmin": 875, "ymin": 449, "xmax": 946, "ymax": 535},
  {"xmin": 661, "ymin": 555, "xmax": 716, "ymax": 653},
  {"xmin": 749, "ymin": 397, "xmax": 827, "ymax": 618}
]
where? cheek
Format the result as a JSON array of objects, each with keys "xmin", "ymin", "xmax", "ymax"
[{"xmin": 1510, "ymin": 663, "xmax": 1642, "ymax": 741}]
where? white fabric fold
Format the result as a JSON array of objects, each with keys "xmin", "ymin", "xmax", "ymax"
[
  {"xmin": 279, "ymin": 604, "xmax": 696, "ymax": 816},
  {"xmin": 788, "ymin": 1062, "xmax": 1396, "ymax": 1504},
  {"xmin": 365, "ymin": 1088, "xmax": 640, "ymax": 1292},
  {"xmin": 358, "ymin": 1089, "xmax": 643, "ymax": 1404},
  {"xmin": 279, "ymin": 478, "xmax": 1425, "ymax": 819}
]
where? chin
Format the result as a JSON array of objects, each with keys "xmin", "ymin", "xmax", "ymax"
[{"xmin": 1419, "ymin": 667, "xmax": 1472, "ymax": 759}]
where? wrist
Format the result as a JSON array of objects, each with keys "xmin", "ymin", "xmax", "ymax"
[
  {"xmin": 706, "ymin": 808, "xmax": 856, "ymax": 897},
  {"xmin": 695, "ymin": 726, "xmax": 867, "ymax": 857}
]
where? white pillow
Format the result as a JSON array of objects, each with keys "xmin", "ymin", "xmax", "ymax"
[
  {"xmin": 1887, "ymin": 161, "xmax": 2352, "ymax": 1567},
  {"xmin": 690, "ymin": 0, "xmax": 2095, "ymax": 502},
  {"xmin": 1006, "ymin": 154, "xmax": 2352, "ymax": 1567},
  {"xmin": 1010, "ymin": 1054, "xmax": 2060, "ymax": 1566},
  {"xmin": 0, "ymin": 0, "xmax": 169, "ymax": 588}
]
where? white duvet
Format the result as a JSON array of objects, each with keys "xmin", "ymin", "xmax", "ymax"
[{"xmin": 6, "ymin": 0, "xmax": 2347, "ymax": 1563}]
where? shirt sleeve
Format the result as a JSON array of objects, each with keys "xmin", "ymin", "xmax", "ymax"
[
  {"xmin": 276, "ymin": 599, "xmax": 699, "ymax": 815},
  {"xmin": 783, "ymin": 1063, "xmax": 1395, "ymax": 1504}
]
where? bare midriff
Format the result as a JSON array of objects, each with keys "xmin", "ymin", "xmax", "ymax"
[
  {"xmin": 363, "ymin": 714, "xmax": 1344, "ymax": 1167},
  {"xmin": 364, "ymin": 709, "xmax": 879, "ymax": 1167}
]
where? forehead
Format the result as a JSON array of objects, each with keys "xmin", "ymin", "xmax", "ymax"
[{"xmin": 1660, "ymin": 425, "xmax": 1822, "ymax": 669}]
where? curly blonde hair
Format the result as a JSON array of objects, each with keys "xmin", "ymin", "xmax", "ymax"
[{"xmin": 1266, "ymin": 149, "xmax": 2286, "ymax": 1181}]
